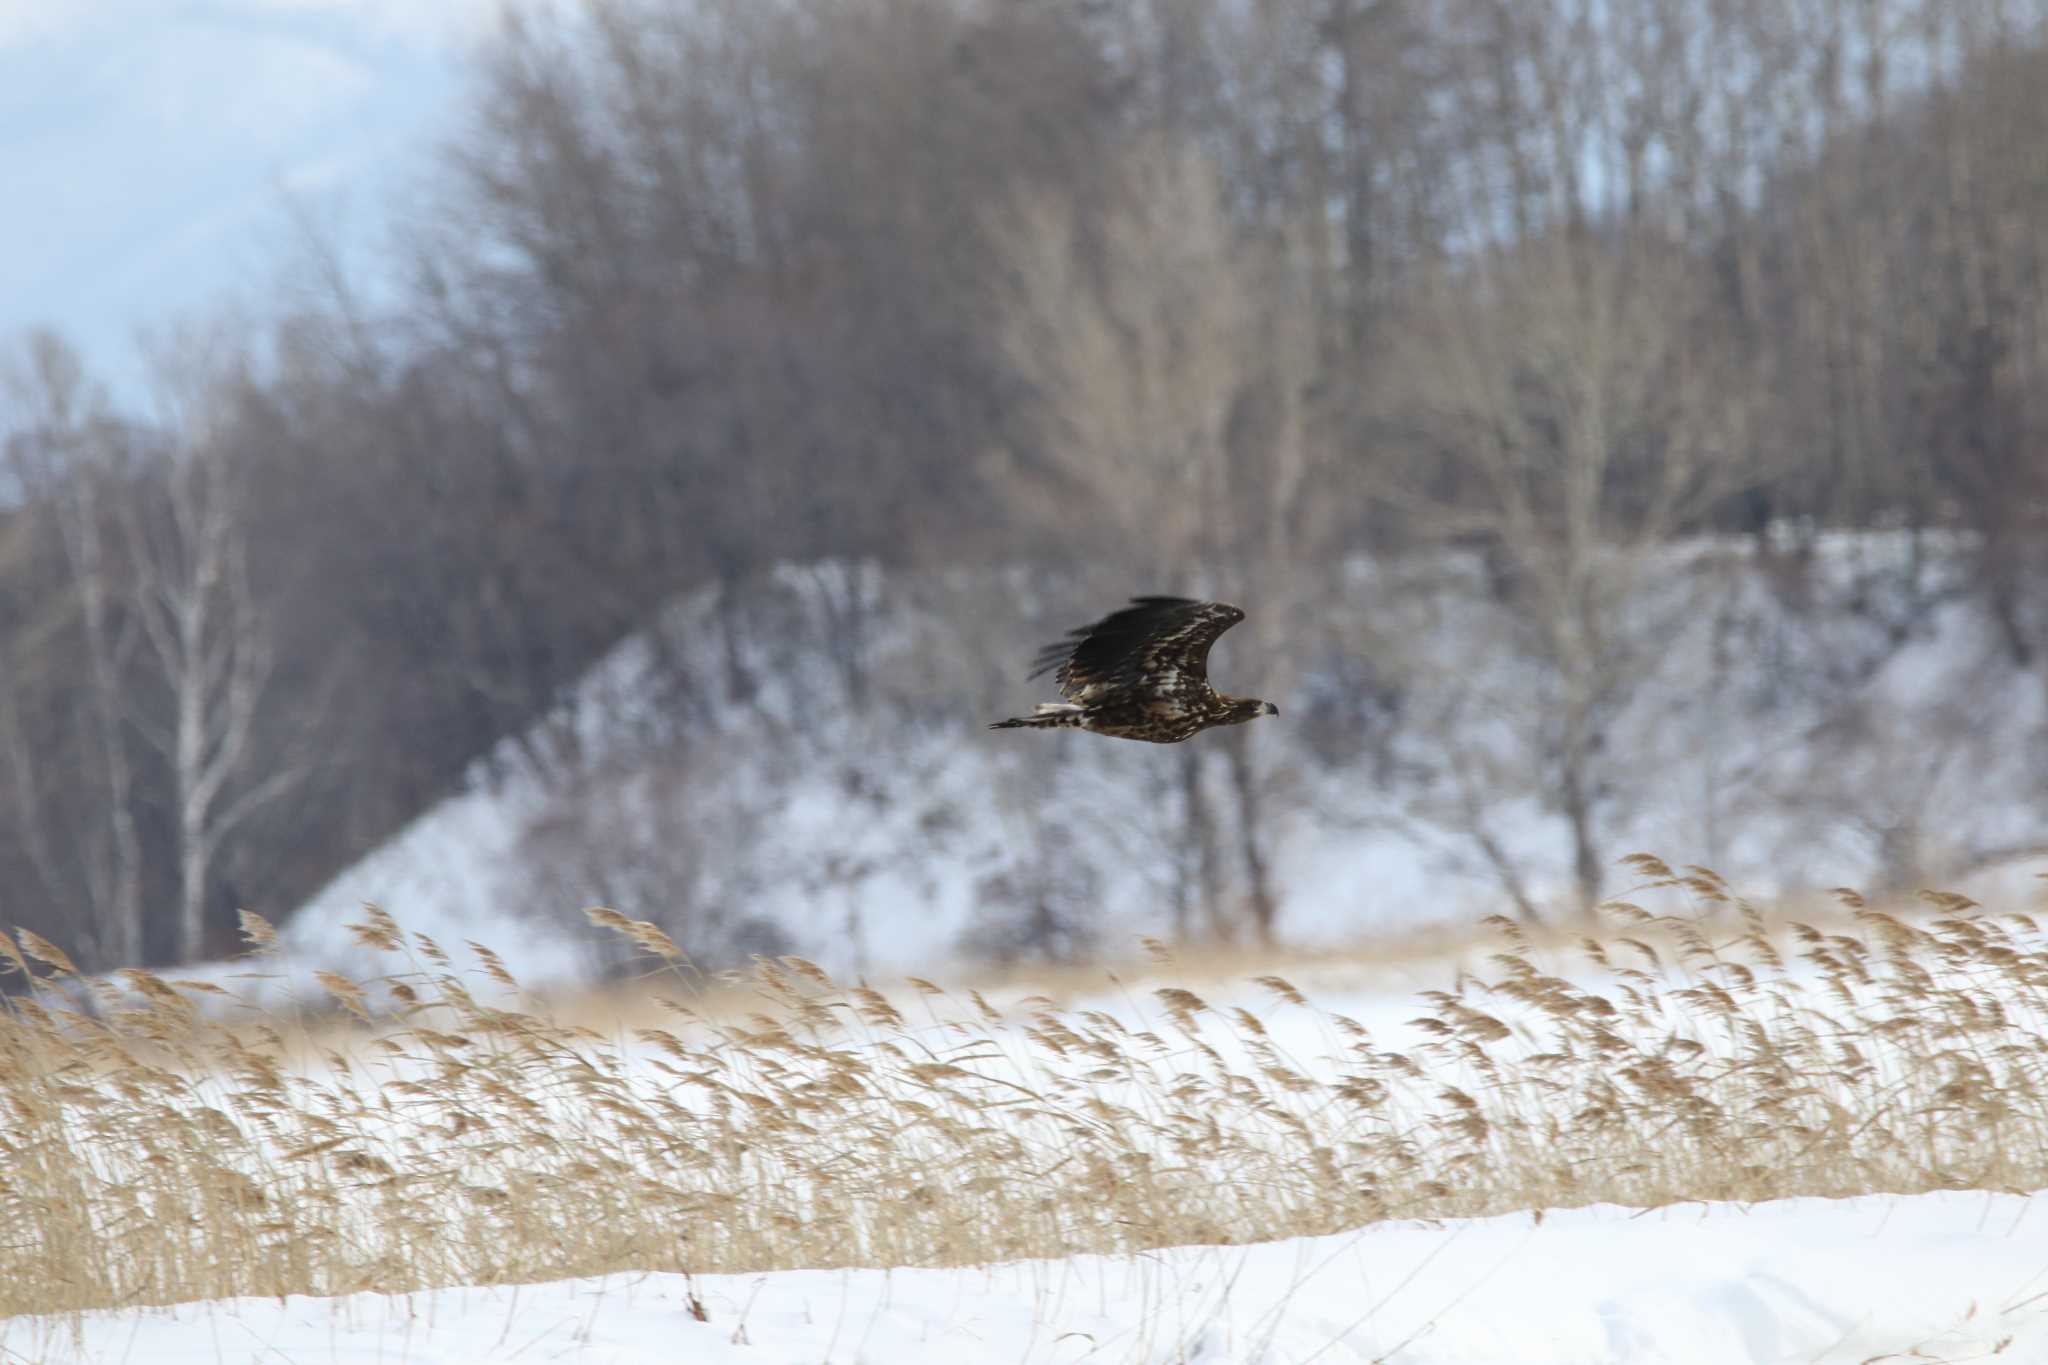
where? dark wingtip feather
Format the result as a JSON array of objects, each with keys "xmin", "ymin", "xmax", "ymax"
[{"xmin": 1025, "ymin": 643, "xmax": 1071, "ymax": 681}]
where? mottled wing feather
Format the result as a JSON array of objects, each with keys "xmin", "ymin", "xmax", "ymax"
[
  {"xmin": 1027, "ymin": 597, "xmax": 1245, "ymax": 707},
  {"xmin": 1135, "ymin": 598, "xmax": 1244, "ymax": 693}
]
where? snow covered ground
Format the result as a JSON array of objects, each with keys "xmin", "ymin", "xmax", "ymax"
[
  {"xmin": 25, "ymin": 907, "xmax": 2048, "ymax": 1361},
  {"xmin": 14, "ymin": 1190, "xmax": 2046, "ymax": 1364},
  {"xmin": 27, "ymin": 814, "xmax": 2048, "ymax": 1359}
]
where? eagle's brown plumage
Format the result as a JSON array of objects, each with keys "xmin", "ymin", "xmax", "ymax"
[{"xmin": 989, "ymin": 596, "xmax": 1279, "ymax": 743}]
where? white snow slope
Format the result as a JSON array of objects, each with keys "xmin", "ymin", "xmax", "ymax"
[
  {"xmin": 13, "ymin": 1191, "xmax": 2046, "ymax": 1364},
  {"xmin": 260, "ymin": 541, "xmax": 2048, "ymax": 1004}
]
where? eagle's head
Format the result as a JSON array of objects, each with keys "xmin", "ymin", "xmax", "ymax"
[{"xmin": 1223, "ymin": 697, "xmax": 1281, "ymax": 726}]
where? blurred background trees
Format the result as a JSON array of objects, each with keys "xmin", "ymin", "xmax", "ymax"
[{"xmin": 4, "ymin": 0, "xmax": 2048, "ymax": 971}]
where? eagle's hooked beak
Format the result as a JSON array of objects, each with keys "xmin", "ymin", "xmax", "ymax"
[{"xmin": 1261, "ymin": 701, "xmax": 1280, "ymax": 717}]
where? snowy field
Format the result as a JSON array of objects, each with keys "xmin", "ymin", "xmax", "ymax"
[
  {"xmin": 12, "ymin": 1190, "xmax": 2046, "ymax": 1364},
  {"xmin": 14, "ymin": 884, "xmax": 2048, "ymax": 1360}
]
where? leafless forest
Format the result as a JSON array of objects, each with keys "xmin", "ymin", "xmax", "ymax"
[{"xmin": 3, "ymin": 0, "xmax": 2046, "ymax": 974}]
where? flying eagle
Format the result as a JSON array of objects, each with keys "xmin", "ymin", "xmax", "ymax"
[{"xmin": 989, "ymin": 596, "xmax": 1279, "ymax": 744}]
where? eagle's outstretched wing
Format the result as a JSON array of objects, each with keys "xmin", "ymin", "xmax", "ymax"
[{"xmin": 1028, "ymin": 597, "xmax": 1246, "ymax": 704}]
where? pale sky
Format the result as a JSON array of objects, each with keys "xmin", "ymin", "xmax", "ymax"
[{"xmin": 0, "ymin": 0, "xmax": 506, "ymax": 399}]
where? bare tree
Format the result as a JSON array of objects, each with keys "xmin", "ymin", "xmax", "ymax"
[
  {"xmin": 1372, "ymin": 230, "xmax": 1758, "ymax": 909},
  {"xmin": 984, "ymin": 138, "xmax": 1329, "ymax": 941},
  {"xmin": 118, "ymin": 342, "xmax": 305, "ymax": 962},
  {"xmin": 0, "ymin": 332, "xmax": 147, "ymax": 967}
]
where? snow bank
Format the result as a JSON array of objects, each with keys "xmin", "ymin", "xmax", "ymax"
[{"xmin": 14, "ymin": 1190, "xmax": 2044, "ymax": 1363}]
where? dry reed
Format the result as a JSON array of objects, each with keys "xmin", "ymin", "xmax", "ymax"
[{"xmin": 5, "ymin": 858, "xmax": 2047, "ymax": 1318}]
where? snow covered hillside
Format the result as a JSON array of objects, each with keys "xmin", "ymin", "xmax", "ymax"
[
  {"xmin": 15, "ymin": 1191, "xmax": 2045, "ymax": 1364},
  {"xmin": 269, "ymin": 538, "xmax": 2048, "ymax": 996}
]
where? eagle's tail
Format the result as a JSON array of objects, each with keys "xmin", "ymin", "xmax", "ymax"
[{"xmin": 989, "ymin": 703, "xmax": 1086, "ymax": 732}]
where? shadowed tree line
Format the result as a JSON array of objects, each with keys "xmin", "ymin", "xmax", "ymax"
[{"xmin": 4, "ymin": 0, "xmax": 2047, "ymax": 970}]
